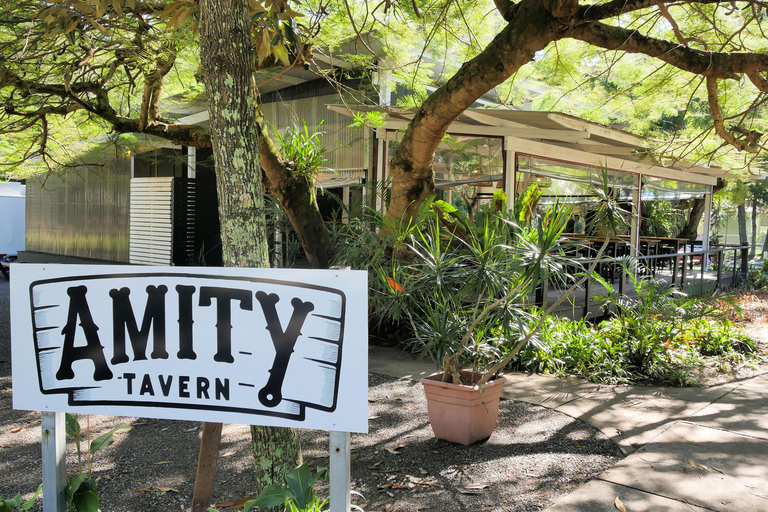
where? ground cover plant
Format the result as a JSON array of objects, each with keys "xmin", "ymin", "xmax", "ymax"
[
  {"xmin": 509, "ymin": 259, "xmax": 765, "ymax": 386},
  {"xmin": 510, "ymin": 313, "xmax": 762, "ymax": 386}
]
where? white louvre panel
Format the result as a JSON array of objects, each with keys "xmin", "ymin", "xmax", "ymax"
[{"xmin": 130, "ymin": 178, "xmax": 174, "ymax": 265}]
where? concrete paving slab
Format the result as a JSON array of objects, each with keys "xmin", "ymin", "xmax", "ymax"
[
  {"xmin": 368, "ymin": 345, "xmax": 435, "ymax": 381},
  {"xmin": 498, "ymin": 372, "xmax": 610, "ymax": 408},
  {"xmin": 689, "ymin": 376, "xmax": 768, "ymax": 441},
  {"xmin": 599, "ymin": 421, "xmax": 768, "ymax": 512},
  {"xmin": 545, "ymin": 479, "xmax": 708, "ymax": 511},
  {"xmin": 553, "ymin": 385, "xmax": 737, "ymax": 454}
]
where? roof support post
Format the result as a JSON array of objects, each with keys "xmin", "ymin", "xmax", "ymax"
[
  {"xmin": 629, "ymin": 173, "xmax": 641, "ymax": 258},
  {"xmin": 504, "ymin": 137, "xmax": 517, "ymax": 211},
  {"xmin": 703, "ymin": 187, "xmax": 713, "ymax": 270}
]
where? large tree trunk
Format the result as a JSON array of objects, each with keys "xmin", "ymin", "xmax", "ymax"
[
  {"xmin": 251, "ymin": 423, "xmax": 303, "ymax": 490},
  {"xmin": 198, "ymin": 0, "xmax": 301, "ymax": 498},
  {"xmin": 383, "ymin": 2, "xmax": 556, "ymax": 233},
  {"xmin": 738, "ymin": 203, "xmax": 748, "ymax": 247},
  {"xmin": 257, "ymin": 120, "xmax": 335, "ymax": 268},
  {"xmin": 678, "ymin": 198, "xmax": 706, "ymax": 241}
]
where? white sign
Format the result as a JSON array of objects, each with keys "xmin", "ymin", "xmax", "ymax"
[{"xmin": 12, "ymin": 265, "xmax": 368, "ymax": 433}]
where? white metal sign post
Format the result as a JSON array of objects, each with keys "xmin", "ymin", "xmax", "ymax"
[{"xmin": 11, "ymin": 265, "xmax": 368, "ymax": 512}]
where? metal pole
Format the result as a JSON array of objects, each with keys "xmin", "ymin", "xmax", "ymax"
[
  {"xmin": 680, "ymin": 255, "xmax": 687, "ymax": 290},
  {"xmin": 582, "ymin": 276, "xmax": 590, "ymax": 320},
  {"xmin": 329, "ymin": 431, "xmax": 351, "ymax": 512},
  {"xmin": 41, "ymin": 412, "xmax": 67, "ymax": 512}
]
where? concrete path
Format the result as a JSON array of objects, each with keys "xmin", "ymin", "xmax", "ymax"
[{"xmin": 369, "ymin": 345, "xmax": 768, "ymax": 512}]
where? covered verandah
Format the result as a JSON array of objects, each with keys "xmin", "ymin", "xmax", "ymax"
[{"xmin": 332, "ymin": 105, "xmax": 743, "ymax": 319}]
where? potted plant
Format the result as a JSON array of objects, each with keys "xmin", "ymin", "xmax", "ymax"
[{"xmin": 375, "ymin": 191, "xmax": 579, "ymax": 444}]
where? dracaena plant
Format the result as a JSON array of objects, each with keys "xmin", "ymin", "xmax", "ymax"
[{"xmin": 374, "ymin": 191, "xmax": 582, "ymax": 385}]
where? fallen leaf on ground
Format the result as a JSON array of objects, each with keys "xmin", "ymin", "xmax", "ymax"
[
  {"xmin": 385, "ymin": 448, "xmax": 401, "ymax": 455},
  {"xmin": 419, "ymin": 468, "xmax": 428, "ymax": 475},
  {"xmin": 184, "ymin": 427, "xmax": 198, "ymax": 432},
  {"xmin": 614, "ymin": 496, "xmax": 626, "ymax": 512},
  {"xmin": 10, "ymin": 427, "xmax": 25, "ymax": 433},
  {"xmin": 432, "ymin": 450, "xmax": 440, "ymax": 454},
  {"xmin": 459, "ymin": 484, "xmax": 489, "ymax": 495},
  {"xmin": 154, "ymin": 461, "xmax": 170, "ymax": 465},
  {"xmin": 137, "ymin": 488, "xmax": 153, "ymax": 492},
  {"xmin": 157, "ymin": 487, "xmax": 179, "ymax": 493},
  {"xmin": 687, "ymin": 459, "xmax": 709, "ymax": 472},
  {"xmin": 712, "ymin": 467, "xmax": 725, "ymax": 474}
]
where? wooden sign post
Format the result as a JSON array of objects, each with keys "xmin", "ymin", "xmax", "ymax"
[{"xmin": 12, "ymin": 265, "xmax": 367, "ymax": 512}]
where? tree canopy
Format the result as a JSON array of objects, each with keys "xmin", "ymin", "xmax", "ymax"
[{"xmin": 2, "ymin": 0, "xmax": 768, "ymax": 238}]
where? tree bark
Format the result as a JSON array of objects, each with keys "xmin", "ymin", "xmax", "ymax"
[
  {"xmin": 382, "ymin": 1, "xmax": 556, "ymax": 233},
  {"xmin": 251, "ymin": 423, "xmax": 303, "ymax": 491},
  {"xmin": 257, "ymin": 120, "xmax": 335, "ymax": 268},
  {"xmin": 198, "ymin": 0, "xmax": 301, "ymax": 499},
  {"xmin": 678, "ymin": 198, "xmax": 706, "ymax": 241},
  {"xmin": 738, "ymin": 203, "xmax": 748, "ymax": 247}
]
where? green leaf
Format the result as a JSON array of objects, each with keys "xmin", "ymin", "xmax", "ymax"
[
  {"xmin": 89, "ymin": 423, "xmax": 132, "ymax": 454},
  {"xmin": 71, "ymin": 478, "xmax": 99, "ymax": 512},
  {"xmin": 285, "ymin": 462, "xmax": 315, "ymax": 509},
  {"xmin": 21, "ymin": 484, "xmax": 42, "ymax": 510},
  {"xmin": 65, "ymin": 414, "xmax": 81, "ymax": 439},
  {"xmin": 2, "ymin": 494, "xmax": 22, "ymax": 508},
  {"xmin": 247, "ymin": 485, "xmax": 295, "ymax": 510},
  {"xmin": 64, "ymin": 473, "xmax": 88, "ymax": 504}
]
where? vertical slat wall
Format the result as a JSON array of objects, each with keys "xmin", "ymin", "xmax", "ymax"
[
  {"xmin": 129, "ymin": 177, "xmax": 174, "ymax": 265},
  {"xmin": 173, "ymin": 177, "xmax": 196, "ymax": 265}
]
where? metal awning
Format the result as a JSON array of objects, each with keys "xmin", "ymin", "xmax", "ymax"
[{"xmin": 327, "ymin": 105, "xmax": 728, "ymax": 187}]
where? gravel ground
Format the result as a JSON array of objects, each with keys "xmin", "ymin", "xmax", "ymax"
[{"xmin": 1, "ymin": 277, "xmax": 623, "ymax": 512}]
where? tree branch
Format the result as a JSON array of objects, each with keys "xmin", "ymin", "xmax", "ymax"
[
  {"xmin": 493, "ymin": 0, "xmax": 518, "ymax": 21},
  {"xmin": 569, "ymin": 21, "xmax": 768, "ymax": 79},
  {"xmin": 706, "ymin": 77, "xmax": 760, "ymax": 153},
  {"xmin": 578, "ymin": 0, "xmax": 725, "ymax": 22}
]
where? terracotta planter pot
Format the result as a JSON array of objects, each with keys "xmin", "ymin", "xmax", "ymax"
[{"xmin": 420, "ymin": 372, "xmax": 507, "ymax": 445}]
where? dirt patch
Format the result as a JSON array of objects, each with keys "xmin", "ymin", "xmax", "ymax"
[{"xmin": 3, "ymin": 283, "xmax": 767, "ymax": 512}]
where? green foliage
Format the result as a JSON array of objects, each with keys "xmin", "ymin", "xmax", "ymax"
[
  {"xmin": 245, "ymin": 463, "xmax": 329, "ymax": 512},
  {"xmin": 373, "ymin": 195, "xmax": 574, "ymax": 384},
  {"xmin": 0, "ymin": 486, "xmax": 42, "ymax": 512},
  {"xmin": 65, "ymin": 414, "xmax": 132, "ymax": 512},
  {"xmin": 746, "ymin": 259, "xmax": 768, "ymax": 289},
  {"xmin": 640, "ymin": 200, "xmax": 683, "ymax": 238},
  {"xmin": 510, "ymin": 310, "xmax": 760, "ymax": 386},
  {"xmin": 273, "ymin": 121, "xmax": 330, "ymax": 182}
]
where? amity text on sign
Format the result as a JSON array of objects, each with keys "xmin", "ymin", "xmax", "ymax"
[{"xmin": 11, "ymin": 265, "xmax": 368, "ymax": 433}]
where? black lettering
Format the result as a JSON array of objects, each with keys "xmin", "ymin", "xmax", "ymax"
[
  {"xmin": 123, "ymin": 373, "xmax": 136, "ymax": 394},
  {"xmin": 56, "ymin": 285, "xmax": 113, "ymax": 381},
  {"xmin": 199, "ymin": 287, "xmax": 253, "ymax": 363},
  {"xmin": 158, "ymin": 375, "xmax": 173, "ymax": 396},
  {"xmin": 215, "ymin": 378, "xmax": 230, "ymax": 401},
  {"xmin": 176, "ymin": 285, "xmax": 197, "ymax": 360},
  {"xmin": 139, "ymin": 374, "xmax": 154, "ymax": 396},
  {"xmin": 256, "ymin": 293, "xmax": 314, "ymax": 407},
  {"xmin": 110, "ymin": 285, "xmax": 169, "ymax": 364},
  {"xmin": 179, "ymin": 376, "xmax": 190, "ymax": 398},
  {"xmin": 197, "ymin": 377, "xmax": 210, "ymax": 399}
]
